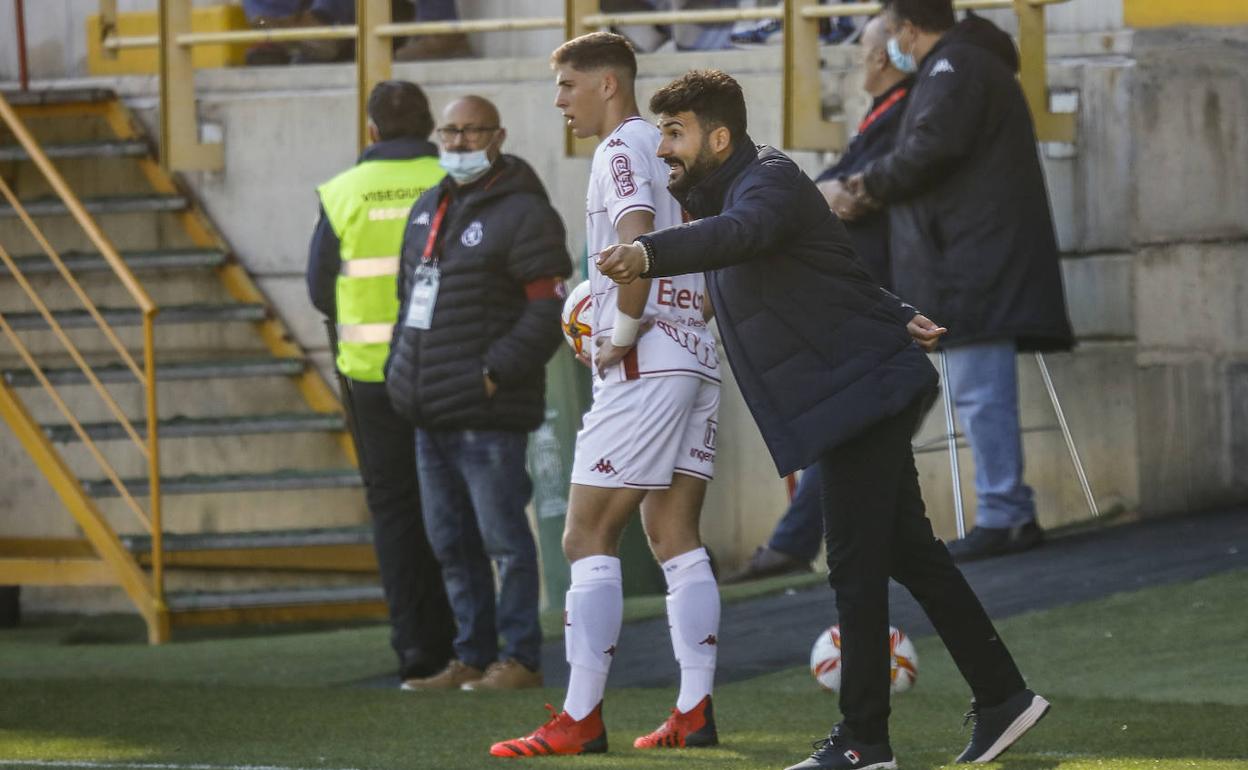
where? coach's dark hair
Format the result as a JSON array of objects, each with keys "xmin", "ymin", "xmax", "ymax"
[
  {"xmin": 648, "ymin": 69, "xmax": 747, "ymax": 144},
  {"xmin": 551, "ymin": 31, "xmax": 637, "ymax": 80},
  {"xmin": 881, "ymin": 0, "xmax": 956, "ymax": 32},
  {"xmin": 367, "ymin": 80, "xmax": 434, "ymax": 141}
]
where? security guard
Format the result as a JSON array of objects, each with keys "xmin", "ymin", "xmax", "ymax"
[{"xmin": 308, "ymin": 80, "xmax": 453, "ymax": 686}]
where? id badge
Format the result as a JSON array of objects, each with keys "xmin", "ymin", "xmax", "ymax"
[{"xmin": 404, "ymin": 264, "xmax": 441, "ymax": 329}]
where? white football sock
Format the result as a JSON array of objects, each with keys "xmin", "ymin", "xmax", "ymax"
[
  {"xmin": 663, "ymin": 547, "xmax": 720, "ymax": 713},
  {"xmin": 562, "ymin": 555, "xmax": 623, "ymax": 721}
]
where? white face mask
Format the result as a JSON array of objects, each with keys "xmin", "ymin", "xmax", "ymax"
[
  {"xmin": 887, "ymin": 36, "xmax": 918, "ymax": 74},
  {"xmin": 439, "ymin": 149, "xmax": 492, "ymax": 184}
]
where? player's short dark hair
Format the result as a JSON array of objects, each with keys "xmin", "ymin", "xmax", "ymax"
[
  {"xmin": 881, "ymin": 0, "xmax": 956, "ymax": 32},
  {"xmin": 551, "ymin": 31, "xmax": 637, "ymax": 80},
  {"xmin": 367, "ymin": 80, "xmax": 434, "ymax": 141},
  {"xmin": 648, "ymin": 69, "xmax": 747, "ymax": 144}
]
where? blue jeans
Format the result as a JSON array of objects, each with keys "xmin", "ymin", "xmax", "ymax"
[
  {"xmin": 767, "ymin": 465, "xmax": 823, "ymax": 562},
  {"xmin": 416, "ymin": 428, "xmax": 542, "ymax": 671},
  {"xmin": 944, "ymin": 341, "xmax": 1037, "ymax": 529}
]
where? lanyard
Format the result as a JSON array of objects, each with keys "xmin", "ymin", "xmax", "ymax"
[
  {"xmin": 857, "ymin": 87, "xmax": 908, "ymax": 135},
  {"xmin": 421, "ymin": 195, "xmax": 452, "ymax": 265}
]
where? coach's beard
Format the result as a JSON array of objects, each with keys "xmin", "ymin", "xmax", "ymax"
[{"xmin": 667, "ymin": 144, "xmax": 719, "ymax": 198}]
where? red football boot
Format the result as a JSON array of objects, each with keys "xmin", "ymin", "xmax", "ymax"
[
  {"xmin": 633, "ymin": 695, "xmax": 719, "ymax": 749},
  {"xmin": 489, "ymin": 703, "xmax": 607, "ymax": 758}
]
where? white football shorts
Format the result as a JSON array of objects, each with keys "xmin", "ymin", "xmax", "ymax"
[{"xmin": 570, "ymin": 375, "xmax": 719, "ymax": 489}]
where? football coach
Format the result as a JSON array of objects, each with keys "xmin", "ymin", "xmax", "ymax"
[{"xmin": 597, "ymin": 69, "xmax": 1050, "ymax": 769}]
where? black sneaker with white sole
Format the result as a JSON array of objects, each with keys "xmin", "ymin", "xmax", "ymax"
[
  {"xmin": 784, "ymin": 724, "xmax": 897, "ymax": 770},
  {"xmin": 956, "ymin": 688, "xmax": 1051, "ymax": 763}
]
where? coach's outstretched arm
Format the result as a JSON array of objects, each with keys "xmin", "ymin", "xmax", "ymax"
[{"xmin": 597, "ymin": 157, "xmax": 804, "ymax": 282}]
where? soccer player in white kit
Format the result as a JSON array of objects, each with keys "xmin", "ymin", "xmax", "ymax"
[{"xmin": 489, "ymin": 32, "xmax": 722, "ymax": 759}]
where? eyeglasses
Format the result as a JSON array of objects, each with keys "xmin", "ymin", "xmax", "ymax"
[{"xmin": 436, "ymin": 125, "xmax": 500, "ymax": 142}]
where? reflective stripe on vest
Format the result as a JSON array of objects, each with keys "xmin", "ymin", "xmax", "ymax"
[
  {"xmin": 338, "ymin": 322, "xmax": 394, "ymax": 344},
  {"xmin": 317, "ymin": 154, "xmax": 445, "ymax": 382},
  {"xmin": 339, "ymin": 255, "xmax": 400, "ymax": 278}
]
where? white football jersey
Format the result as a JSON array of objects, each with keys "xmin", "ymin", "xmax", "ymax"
[{"xmin": 586, "ymin": 117, "xmax": 720, "ymax": 386}]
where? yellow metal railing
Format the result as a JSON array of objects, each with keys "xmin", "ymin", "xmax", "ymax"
[
  {"xmin": 0, "ymin": 92, "xmax": 167, "ymax": 640},
  {"xmin": 98, "ymin": 0, "xmax": 1073, "ymax": 171}
]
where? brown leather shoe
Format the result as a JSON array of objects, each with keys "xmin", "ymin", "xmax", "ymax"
[
  {"xmin": 394, "ymin": 33, "xmax": 472, "ymax": 61},
  {"xmin": 461, "ymin": 659, "xmax": 542, "ymax": 691},
  {"xmin": 721, "ymin": 545, "xmax": 812, "ymax": 585},
  {"xmin": 400, "ymin": 659, "xmax": 483, "ymax": 691}
]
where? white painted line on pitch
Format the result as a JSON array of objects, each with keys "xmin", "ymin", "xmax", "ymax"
[{"xmin": 0, "ymin": 761, "xmax": 365, "ymax": 770}]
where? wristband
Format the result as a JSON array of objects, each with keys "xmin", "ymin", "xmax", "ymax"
[
  {"xmin": 611, "ymin": 312, "xmax": 642, "ymax": 348},
  {"xmin": 633, "ymin": 238, "xmax": 655, "ymax": 279}
]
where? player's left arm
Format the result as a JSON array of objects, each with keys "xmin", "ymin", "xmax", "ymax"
[
  {"xmin": 482, "ymin": 197, "xmax": 573, "ymax": 390},
  {"xmin": 594, "ymin": 208, "xmax": 654, "ymax": 377}
]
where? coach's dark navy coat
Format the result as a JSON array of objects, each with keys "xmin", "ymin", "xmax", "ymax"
[{"xmin": 638, "ymin": 139, "xmax": 937, "ymax": 476}]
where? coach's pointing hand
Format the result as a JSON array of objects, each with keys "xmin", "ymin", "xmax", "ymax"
[{"xmin": 597, "ymin": 242, "xmax": 646, "ymax": 284}]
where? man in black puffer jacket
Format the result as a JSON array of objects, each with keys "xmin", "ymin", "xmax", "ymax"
[
  {"xmin": 598, "ymin": 70, "xmax": 1049, "ymax": 769},
  {"xmin": 387, "ymin": 95, "xmax": 571, "ymax": 692},
  {"xmin": 849, "ymin": 0, "xmax": 1074, "ymax": 563}
]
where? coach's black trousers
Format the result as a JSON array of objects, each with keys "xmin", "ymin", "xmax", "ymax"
[
  {"xmin": 818, "ymin": 393, "xmax": 1026, "ymax": 743},
  {"xmin": 348, "ymin": 379, "xmax": 454, "ymax": 678}
]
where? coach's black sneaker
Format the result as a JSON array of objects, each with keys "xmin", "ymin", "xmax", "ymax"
[
  {"xmin": 956, "ymin": 688, "xmax": 1051, "ymax": 763},
  {"xmin": 947, "ymin": 522, "xmax": 1043, "ymax": 562},
  {"xmin": 784, "ymin": 724, "xmax": 897, "ymax": 770}
]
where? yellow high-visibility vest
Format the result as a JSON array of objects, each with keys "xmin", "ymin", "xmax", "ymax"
[{"xmin": 317, "ymin": 155, "xmax": 444, "ymax": 382}]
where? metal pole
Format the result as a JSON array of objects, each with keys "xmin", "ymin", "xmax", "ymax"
[
  {"xmin": 1034, "ymin": 352, "xmax": 1099, "ymax": 517},
  {"xmin": 15, "ymin": 0, "xmax": 30, "ymax": 92},
  {"xmin": 939, "ymin": 351, "xmax": 966, "ymax": 538}
]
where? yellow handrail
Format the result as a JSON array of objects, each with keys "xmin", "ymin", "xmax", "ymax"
[{"xmin": 0, "ymin": 90, "xmax": 163, "ymax": 602}]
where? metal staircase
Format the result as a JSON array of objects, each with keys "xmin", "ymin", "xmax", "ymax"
[{"xmin": 0, "ymin": 88, "xmax": 386, "ymax": 641}]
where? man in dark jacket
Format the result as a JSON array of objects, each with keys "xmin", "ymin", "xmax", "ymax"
[
  {"xmin": 387, "ymin": 95, "xmax": 572, "ymax": 691},
  {"xmin": 307, "ymin": 80, "xmax": 454, "ymax": 687},
  {"xmin": 727, "ymin": 15, "xmax": 915, "ymax": 585},
  {"xmin": 849, "ymin": 0, "xmax": 1074, "ymax": 562},
  {"xmin": 598, "ymin": 69, "xmax": 1050, "ymax": 769}
]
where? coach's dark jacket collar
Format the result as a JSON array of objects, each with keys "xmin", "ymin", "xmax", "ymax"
[{"xmin": 675, "ymin": 134, "xmax": 758, "ymax": 219}]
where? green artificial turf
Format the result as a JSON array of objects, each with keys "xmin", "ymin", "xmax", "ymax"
[{"xmin": 1, "ymin": 569, "xmax": 1244, "ymax": 770}]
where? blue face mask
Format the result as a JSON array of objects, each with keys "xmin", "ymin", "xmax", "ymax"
[
  {"xmin": 887, "ymin": 36, "xmax": 918, "ymax": 74},
  {"xmin": 439, "ymin": 149, "xmax": 492, "ymax": 184}
]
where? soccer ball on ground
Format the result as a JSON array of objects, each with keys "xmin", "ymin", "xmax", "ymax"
[
  {"xmin": 561, "ymin": 279, "xmax": 592, "ymax": 356},
  {"xmin": 809, "ymin": 624, "xmax": 919, "ymax": 694}
]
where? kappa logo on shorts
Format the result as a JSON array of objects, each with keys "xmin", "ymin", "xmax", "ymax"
[
  {"xmin": 590, "ymin": 457, "xmax": 618, "ymax": 475},
  {"xmin": 698, "ymin": 634, "xmax": 718, "ymax": 646},
  {"xmin": 604, "ymin": 645, "xmax": 618, "ymax": 656}
]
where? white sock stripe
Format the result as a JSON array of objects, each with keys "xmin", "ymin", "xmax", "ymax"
[
  {"xmin": 569, "ymin": 554, "xmax": 622, "ymax": 584},
  {"xmin": 661, "ymin": 548, "xmax": 714, "ymax": 590}
]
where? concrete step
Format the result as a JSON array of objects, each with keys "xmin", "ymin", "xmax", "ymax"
[
  {"xmin": 10, "ymin": 248, "xmax": 228, "ymax": 275},
  {"xmin": 0, "ymin": 139, "xmax": 149, "ymax": 162},
  {"xmin": 4, "ymin": 303, "xmax": 268, "ymax": 331},
  {"xmin": 0, "ymin": 194, "xmax": 187, "ymax": 218},
  {"xmin": 84, "ymin": 468, "xmax": 363, "ymax": 497},
  {"xmin": 3, "ymin": 88, "xmax": 115, "ymax": 107},
  {"xmin": 45, "ymin": 412, "xmax": 345, "ymax": 443},
  {"xmin": 3, "ymin": 356, "xmax": 306, "ymax": 387},
  {"xmin": 165, "ymin": 585, "xmax": 387, "ymax": 626},
  {"xmin": 122, "ymin": 525, "xmax": 371, "ymax": 553}
]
